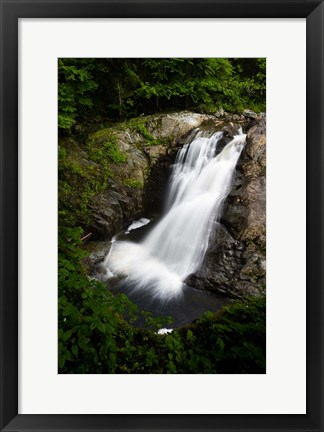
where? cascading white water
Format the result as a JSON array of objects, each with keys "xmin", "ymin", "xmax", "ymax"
[{"xmin": 104, "ymin": 127, "xmax": 246, "ymax": 300}]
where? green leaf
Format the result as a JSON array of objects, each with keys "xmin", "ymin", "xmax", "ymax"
[
  {"xmin": 72, "ymin": 344, "xmax": 78, "ymax": 357},
  {"xmin": 58, "ymin": 355, "xmax": 65, "ymax": 369}
]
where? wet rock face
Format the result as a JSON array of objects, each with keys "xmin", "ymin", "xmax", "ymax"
[
  {"xmin": 186, "ymin": 225, "xmax": 266, "ymax": 299},
  {"xmin": 89, "ymin": 186, "xmax": 144, "ymax": 239},
  {"xmin": 143, "ymin": 152, "xmax": 175, "ymax": 214},
  {"xmin": 188, "ymin": 118, "xmax": 266, "ymax": 299}
]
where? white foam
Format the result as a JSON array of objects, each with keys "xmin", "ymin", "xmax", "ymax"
[
  {"xmin": 157, "ymin": 328, "xmax": 173, "ymax": 335},
  {"xmin": 125, "ymin": 218, "xmax": 150, "ymax": 234}
]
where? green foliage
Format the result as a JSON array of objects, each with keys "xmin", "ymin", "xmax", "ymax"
[
  {"xmin": 124, "ymin": 179, "xmax": 144, "ymax": 189},
  {"xmin": 58, "ymin": 59, "xmax": 98, "ymax": 130},
  {"xmin": 89, "ymin": 135, "xmax": 127, "ymax": 164},
  {"xmin": 134, "ymin": 121, "xmax": 159, "ymax": 146},
  {"xmin": 176, "ymin": 296, "xmax": 266, "ymax": 373},
  {"xmin": 59, "ymin": 142, "xmax": 109, "ymax": 227},
  {"xmin": 58, "ymin": 58, "xmax": 266, "ymax": 132},
  {"xmin": 58, "ymin": 131, "xmax": 128, "ymax": 227},
  {"xmin": 58, "ymin": 225, "xmax": 167, "ymax": 373},
  {"xmin": 58, "ymin": 228, "xmax": 266, "ymax": 374}
]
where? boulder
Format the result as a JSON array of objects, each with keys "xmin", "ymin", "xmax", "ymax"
[
  {"xmin": 188, "ymin": 118, "xmax": 266, "ymax": 298},
  {"xmin": 214, "ymin": 107, "xmax": 225, "ymax": 117},
  {"xmin": 243, "ymin": 109, "xmax": 257, "ymax": 119},
  {"xmin": 146, "ymin": 112, "xmax": 213, "ymax": 141},
  {"xmin": 85, "ymin": 241, "xmax": 111, "ymax": 264}
]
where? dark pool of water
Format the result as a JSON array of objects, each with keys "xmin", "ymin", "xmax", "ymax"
[
  {"xmin": 98, "ymin": 217, "xmax": 229, "ymax": 329},
  {"xmin": 108, "ymin": 278, "xmax": 229, "ymax": 328}
]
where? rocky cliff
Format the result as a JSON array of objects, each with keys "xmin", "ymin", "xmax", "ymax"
[
  {"xmin": 186, "ymin": 118, "xmax": 266, "ymax": 298},
  {"xmin": 61, "ymin": 111, "xmax": 266, "ymax": 299}
]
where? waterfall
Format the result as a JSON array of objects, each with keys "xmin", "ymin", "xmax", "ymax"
[{"xmin": 104, "ymin": 127, "xmax": 246, "ymax": 300}]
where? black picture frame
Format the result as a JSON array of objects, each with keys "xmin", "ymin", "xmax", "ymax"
[{"xmin": 1, "ymin": 1, "xmax": 323, "ymax": 431}]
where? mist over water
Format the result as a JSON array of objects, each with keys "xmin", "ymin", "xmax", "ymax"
[{"xmin": 103, "ymin": 128, "xmax": 246, "ymax": 307}]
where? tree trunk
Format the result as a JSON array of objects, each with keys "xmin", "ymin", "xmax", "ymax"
[{"xmin": 117, "ymin": 81, "xmax": 122, "ymax": 118}]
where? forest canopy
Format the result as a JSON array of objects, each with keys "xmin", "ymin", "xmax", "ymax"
[{"xmin": 58, "ymin": 58, "xmax": 266, "ymax": 131}]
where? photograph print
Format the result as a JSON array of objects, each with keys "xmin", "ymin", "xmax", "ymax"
[{"xmin": 58, "ymin": 58, "xmax": 266, "ymax": 374}]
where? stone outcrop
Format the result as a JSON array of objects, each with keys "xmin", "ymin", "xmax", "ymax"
[{"xmin": 186, "ymin": 118, "xmax": 266, "ymax": 298}]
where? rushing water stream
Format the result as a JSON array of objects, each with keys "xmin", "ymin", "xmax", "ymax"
[{"xmin": 100, "ymin": 127, "xmax": 246, "ymax": 327}]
